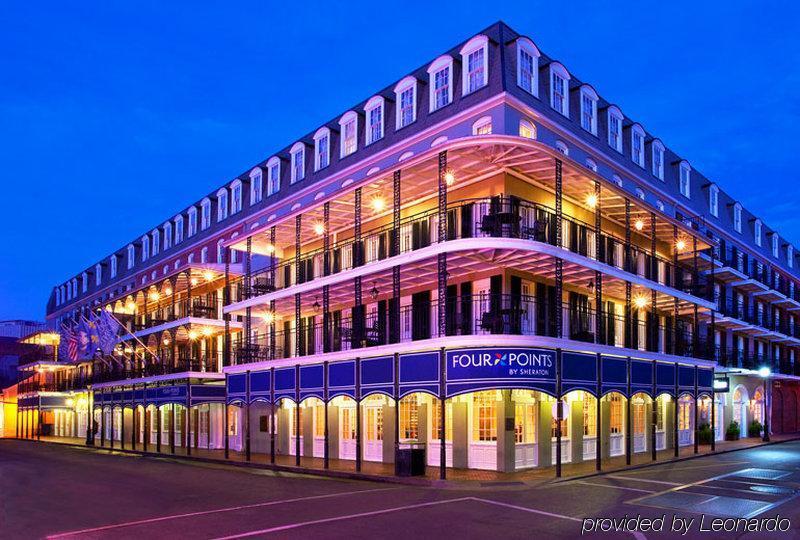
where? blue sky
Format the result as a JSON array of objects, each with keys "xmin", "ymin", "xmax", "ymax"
[{"xmin": 1, "ymin": 1, "xmax": 799, "ymax": 321}]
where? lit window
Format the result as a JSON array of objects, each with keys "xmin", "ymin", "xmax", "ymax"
[
  {"xmin": 290, "ymin": 143, "xmax": 305, "ymax": 184},
  {"xmin": 755, "ymin": 219, "xmax": 762, "ymax": 246},
  {"xmin": 394, "ymin": 77, "xmax": 417, "ymax": 129},
  {"xmin": 609, "ymin": 394, "xmax": 623, "ymax": 434},
  {"xmin": 519, "ymin": 119, "xmax": 536, "ymax": 139},
  {"xmin": 200, "ymin": 198, "xmax": 211, "ymax": 230},
  {"xmin": 679, "ymin": 161, "xmax": 691, "ymax": 198},
  {"xmin": 141, "ymin": 234, "xmax": 149, "ymax": 261},
  {"xmin": 230, "ymin": 180, "xmax": 242, "ymax": 214},
  {"xmin": 549, "ymin": 63, "xmax": 570, "ymax": 116},
  {"xmin": 250, "ymin": 168, "xmax": 263, "ymax": 205},
  {"xmin": 266, "ymin": 157, "xmax": 280, "ymax": 196},
  {"xmin": 631, "ymin": 124, "xmax": 645, "ymax": 167},
  {"xmin": 365, "ymin": 97, "xmax": 384, "ymax": 145},
  {"xmin": 399, "ymin": 395, "xmax": 418, "ymax": 440},
  {"xmin": 461, "ymin": 35, "xmax": 488, "ymax": 95},
  {"xmin": 339, "ymin": 112, "xmax": 358, "ymax": 157},
  {"xmin": 580, "ymin": 86, "xmax": 598, "ymax": 134},
  {"xmin": 127, "ymin": 244, "xmax": 135, "ymax": 269},
  {"xmin": 313, "ymin": 128, "xmax": 330, "ymax": 171},
  {"xmin": 428, "ymin": 56, "xmax": 453, "ymax": 111},
  {"xmin": 472, "ymin": 392, "xmax": 497, "ymax": 441},
  {"xmin": 516, "ymin": 38, "xmax": 540, "ymax": 96},
  {"xmin": 216, "ymin": 189, "xmax": 229, "ymax": 221},
  {"xmin": 733, "ymin": 203, "xmax": 742, "ymax": 233},
  {"xmin": 555, "ymin": 141, "xmax": 568, "ymax": 156},
  {"xmin": 472, "ymin": 116, "xmax": 492, "ymax": 135},
  {"xmin": 608, "ymin": 107, "xmax": 623, "ymax": 152},
  {"xmin": 709, "ymin": 184, "xmax": 719, "ymax": 217}
]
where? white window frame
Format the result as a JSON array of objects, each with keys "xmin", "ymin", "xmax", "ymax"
[
  {"xmin": 516, "ymin": 37, "xmax": 540, "ymax": 96},
  {"xmin": 200, "ymin": 198, "xmax": 211, "ymax": 230},
  {"xmin": 200, "ymin": 247, "xmax": 208, "ymax": 264},
  {"xmin": 313, "ymin": 128, "xmax": 330, "ymax": 171},
  {"xmin": 217, "ymin": 240, "xmax": 225, "ymax": 264},
  {"xmin": 772, "ymin": 233, "xmax": 779, "ymax": 258},
  {"xmin": 141, "ymin": 234, "xmax": 149, "ymax": 261},
  {"xmin": 230, "ymin": 180, "xmax": 242, "ymax": 214},
  {"xmin": 163, "ymin": 222, "xmax": 172, "ymax": 250},
  {"xmin": 679, "ymin": 161, "xmax": 691, "ymax": 198},
  {"xmin": 93, "ymin": 264, "xmax": 101, "ymax": 286},
  {"xmin": 427, "ymin": 55, "xmax": 454, "ymax": 112},
  {"xmin": 754, "ymin": 219, "xmax": 762, "ymax": 246},
  {"xmin": 127, "ymin": 244, "xmax": 135, "ymax": 269},
  {"xmin": 788, "ymin": 245, "xmax": 794, "ymax": 268},
  {"xmin": 472, "ymin": 116, "xmax": 492, "ymax": 135},
  {"xmin": 579, "ymin": 85, "xmax": 598, "ymax": 134},
  {"xmin": 652, "ymin": 140, "xmax": 665, "ymax": 180},
  {"xmin": 733, "ymin": 203, "xmax": 742, "ymax": 233},
  {"xmin": 635, "ymin": 187, "xmax": 646, "ymax": 200},
  {"xmin": 216, "ymin": 189, "xmax": 228, "ymax": 222},
  {"xmin": 555, "ymin": 141, "xmax": 569, "ymax": 156},
  {"xmin": 709, "ymin": 184, "xmax": 719, "ymax": 217},
  {"xmin": 549, "ymin": 63, "xmax": 570, "ymax": 117},
  {"xmin": 631, "ymin": 124, "xmax": 645, "ymax": 167},
  {"xmin": 519, "ymin": 119, "xmax": 536, "ymax": 139},
  {"xmin": 151, "ymin": 229, "xmax": 160, "ymax": 256},
  {"xmin": 585, "ymin": 158, "xmax": 597, "ymax": 172},
  {"xmin": 290, "ymin": 143, "xmax": 305, "ymax": 184},
  {"xmin": 110, "ymin": 255, "xmax": 117, "ymax": 278},
  {"xmin": 394, "ymin": 77, "xmax": 417, "ymax": 130},
  {"xmin": 607, "ymin": 106, "xmax": 623, "ymax": 152},
  {"xmin": 460, "ymin": 35, "xmax": 489, "ymax": 95},
  {"xmin": 81, "ymin": 272, "xmax": 88, "ymax": 293},
  {"xmin": 249, "ymin": 168, "xmax": 263, "ymax": 205},
  {"xmin": 339, "ymin": 111, "xmax": 358, "ymax": 158},
  {"xmin": 364, "ymin": 96, "xmax": 384, "ymax": 145},
  {"xmin": 266, "ymin": 157, "xmax": 281, "ymax": 195}
]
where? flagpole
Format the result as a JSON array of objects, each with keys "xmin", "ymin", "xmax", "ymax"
[
  {"xmin": 101, "ymin": 309, "xmax": 162, "ymax": 363},
  {"xmin": 79, "ymin": 315, "xmax": 114, "ymax": 368}
]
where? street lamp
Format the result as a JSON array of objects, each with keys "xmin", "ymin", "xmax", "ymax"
[{"xmin": 758, "ymin": 366, "xmax": 771, "ymax": 442}]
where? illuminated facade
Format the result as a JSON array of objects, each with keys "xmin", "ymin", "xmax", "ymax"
[{"xmin": 26, "ymin": 22, "xmax": 800, "ymax": 475}]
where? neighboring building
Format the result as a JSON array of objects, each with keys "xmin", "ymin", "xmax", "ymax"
[{"xmin": 33, "ymin": 22, "xmax": 798, "ymax": 474}]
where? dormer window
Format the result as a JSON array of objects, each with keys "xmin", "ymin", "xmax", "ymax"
[
  {"xmin": 110, "ymin": 255, "xmax": 117, "ymax": 278},
  {"xmin": 428, "ymin": 55, "xmax": 453, "ymax": 111},
  {"xmin": 266, "ymin": 157, "xmax": 281, "ymax": 195},
  {"xmin": 461, "ymin": 35, "xmax": 488, "ymax": 95},
  {"xmin": 82, "ymin": 272, "xmax": 88, "ymax": 293},
  {"xmin": 789, "ymin": 245, "xmax": 794, "ymax": 268},
  {"xmin": 313, "ymin": 128, "xmax": 330, "ymax": 170},
  {"xmin": 549, "ymin": 63, "xmax": 570, "ymax": 117},
  {"xmin": 127, "ymin": 244, "xmax": 135, "ymax": 269},
  {"xmin": 95, "ymin": 264, "xmax": 102, "ymax": 286},
  {"xmin": 365, "ymin": 97, "xmax": 384, "ymax": 145},
  {"xmin": 250, "ymin": 169, "xmax": 263, "ymax": 205},
  {"xmin": 217, "ymin": 188, "xmax": 229, "ymax": 221},
  {"xmin": 772, "ymin": 233, "xmax": 779, "ymax": 258},
  {"xmin": 394, "ymin": 77, "xmax": 417, "ymax": 129},
  {"xmin": 339, "ymin": 111, "xmax": 358, "ymax": 157},
  {"xmin": 516, "ymin": 38, "xmax": 540, "ymax": 96},
  {"xmin": 755, "ymin": 219, "xmax": 762, "ymax": 246},
  {"xmin": 141, "ymin": 234, "xmax": 150, "ymax": 261},
  {"xmin": 652, "ymin": 140, "xmax": 665, "ymax": 180},
  {"xmin": 679, "ymin": 161, "xmax": 691, "ymax": 198},
  {"xmin": 230, "ymin": 180, "xmax": 242, "ymax": 214},
  {"xmin": 290, "ymin": 143, "xmax": 305, "ymax": 184},
  {"xmin": 580, "ymin": 86, "xmax": 598, "ymax": 134},
  {"xmin": 152, "ymin": 229, "xmax": 160, "ymax": 256},
  {"xmin": 163, "ymin": 222, "xmax": 172, "ymax": 249},
  {"xmin": 200, "ymin": 198, "xmax": 211, "ymax": 230},
  {"xmin": 709, "ymin": 184, "xmax": 719, "ymax": 217},
  {"xmin": 631, "ymin": 124, "xmax": 645, "ymax": 167},
  {"xmin": 174, "ymin": 215, "xmax": 184, "ymax": 244},
  {"xmin": 733, "ymin": 202, "xmax": 742, "ymax": 233},
  {"xmin": 608, "ymin": 107, "xmax": 623, "ymax": 152}
]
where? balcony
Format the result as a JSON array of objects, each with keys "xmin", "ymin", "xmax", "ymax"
[
  {"xmin": 90, "ymin": 354, "xmax": 221, "ymax": 385},
  {"xmin": 117, "ymin": 297, "xmax": 225, "ymax": 336}
]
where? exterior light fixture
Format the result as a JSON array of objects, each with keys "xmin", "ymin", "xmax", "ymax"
[
  {"xmin": 190, "ymin": 277, "xmax": 199, "ymax": 286},
  {"xmin": 203, "ymin": 270, "xmax": 215, "ymax": 282},
  {"xmin": 313, "ymin": 297, "xmax": 321, "ymax": 313},
  {"xmin": 262, "ymin": 311, "xmax": 274, "ymax": 324},
  {"xmin": 123, "ymin": 347, "xmax": 133, "ymax": 354},
  {"xmin": 201, "ymin": 327, "xmax": 212, "ymax": 337},
  {"xmin": 444, "ymin": 170, "xmax": 455, "ymax": 186},
  {"xmin": 148, "ymin": 291, "xmax": 160, "ymax": 302},
  {"xmin": 370, "ymin": 281, "xmax": 379, "ymax": 300},
  {"xmin": 586, "ymin": 193, "xmax": 598, "ymax": 209},
  {"xmin": 265, "ymin": 244, "xmax": 276, "ymax": 254},
  {"xmin": 164, "ymin": 287, "xmax": 173, "ymax": 296},
  {"xmin": 313, "ymin": 222, "xmax": 326, "ymax": 236},
  {"xmin": 634, "ymin": 219, "xmax": 644, "ymax": 231},
  {"xmin": 675, "ymin": 239, "xmax": 687, "ymax": 252},
  {"xmin": 633, "ymin": 294, "xmax": 649, "ymax": 309},
  {"xmin": 370, "ymin": 196, "xmax": 386, "ymax": 213},
  {"xmin": 188, "ymin": 330, "xmax": 199, "ymax": 341},
  {"xmin": 758, "ymin": 366, "xmax": 771, "ymax": 378},
  {"xmin": 163, "ymin": 338, "xmax": 170, "ymax": 346}
]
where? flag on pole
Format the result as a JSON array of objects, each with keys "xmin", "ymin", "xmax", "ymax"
[
  {"xmin": 59, "ymin": 324, "xmax": 79, "ymax": 362},
  {"xmin": 96, "ymin": 310, "xmax": 121, "ymax": 355}
]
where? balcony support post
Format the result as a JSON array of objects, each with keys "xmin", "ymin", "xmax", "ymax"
[
  {"xmin": 651, "ymin": 289, "xmax": 657, "ymax": 353},
  {"xmin": 625, "ymin": 356, "xmax": 632, "ymax": 466},
  {"xmin": 354, "ymin": 188, "xmax": 363, "ymax": 348},
  {"xmin": 596, "ymin": 353, "xmax": 602, "ymax": 471},
  {"xmin": 323, "ymin": 202, "xmax": 331, "ymax": 354},
  {"xmin": 624, "ymin": 198, "xmax": 631, "ymax": 273},
  {"xmin": 624, "ymin": 282, "xmax": 632, "ymax": 349},
  {"xmin": 223, "ymin": 247, "xmax": 231, "ymax": 368},
  {"xmin": 651, "ymin": 364, "xmax": 657, "ymax": 461},
  {"xmin": 120, "ymin": 405, "xmax": 125, "ymax": 450},
  {"xmin": 673, "ymin": 363, "xmax": 679, "ymax": 458},
  {"xmin": 393, "ymin": 352, "xmax": 400, "ymax": 474},
  {"xmin": 170, "ymin": 403, "xmax": 176, "ymax": 454},
  {"xmin": 594, "ymin": 181, "xmax": 603, "ymax": 346},
  {"xmin": 555, "ymin": 348, "xmax": 563, "ymax": 478},
  {"xmin": 269, "ymin": 227, "xmax": 276, "ymax": 360},
  {"xmin": 391, "ymin": 170, "xmax": 401, "ymax": 344},
  {"xmin": 439, "ymin": 347, "xmax": 447, "ymax": 480},
  {"xmin": 131, "ymin": 392, "xmax": 137, "ymax": 451},
  {"xmin": 438, "ymin": 152, "xmax": 448, "ymax": 337},
  {"xmin": 295, "ymin": 364, "xmax": 300, "ymax": 466},
  {"xmin": 323, "ymin": 360, "xmax": 329, "ymax": 469},
  {"xmin": 270, "ymin": 366, "xmax": 275, "ymax": 463},
  {"xmin": 245, "ymin": 370, "xmax": 251, "ymax": 462},
  {"xmin": 156, "ymin": 401, "xmax": 162, "ymax": 453},
  {"xmin": 355, "ymin": 357, "xmax": 362, "ymax": 472},
  {"xmin": 555, "ymin": 158, "xmax": 563, "ymax": 340},
  {"xmin": 693, "ymin": 304, "xmax": 699, "ymax": 358},
  {"xmin": 693, "ymin": 367, "xmax": 699, "ymax": 454},
  {"xmin": 710, "ymin": 384, "xmax": 716, "ymax": 452},
  {"xmin": 693, "ymin": 235, "xmax": 699, "ymax": 295},
  {"xmin": 100, "ymin": 389, "xmax": 105, "ymax": 448},
  {"xmin": 142, "ymin": 383, "xmax": 148, "ymax": 452},
  {"xmin": 246, "ymin": 236, "xmax": 252, "ymax": 365},
  {"xmin": 185, "ymin": 380, "xmax": 191, "ymax": 456},
  {"xmin": 710, "ymin": 243, "xmax": 716, "ymax": 362},
  {"xmin": 295, "ymin": 215, "xmax": 302, "ymax": 358}
]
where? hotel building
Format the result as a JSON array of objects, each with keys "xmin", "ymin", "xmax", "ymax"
[{"xmin": 21, "ymin": 21, "xmax": 800, "ymax": 476}]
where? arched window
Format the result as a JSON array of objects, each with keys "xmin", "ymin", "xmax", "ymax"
[
  {"xmin": 250, "ymin": 168, "xmax": 263, "ymax": 205},
  {"xmin": 679, "ymin": 161, "xmax": 691, "ymax": 198},
  {"xmin": 266, "ymin": 157, "xmax": 281, "ymax": 196},
  {"xmin": 519, "ymin": 119, "xmax": 536, "ymax": 139},
  {"xmin": 217, "ymin": 239, "xmax": 225, "ymax": 263},
  {"xmin": 733, "ymin": 202, "xmax": 742, "ymax": 233},
  {"xmin": 313, "ymin": 128, "xmax": 330, "ymax": 171},
  {"xmin": 163, "ymin": 222, "xmax": 172, "ymax": 250},
  {"xmin": 364, "ymin": 96, "xmax": 384, "ymax": 145},
  {"xmin": 290, "ymin": 142, "xmax": 305, "ymax": 184},
  {"xmin": 631, "ymin": 124, "xmax": 645, "ymax": 167},
  {"xmin": 81, "ymin": 271, "xmax": 88, "ymax": 293},
  {"xmin": 788, "ymin": 245, "xmax": 794, "ymax": 268},
  {"xmin": 612, "ymin": 174, "xmax": 623, "ymax": 187},
  {"xmin": 555, "ymin": 141, "xmax": 569, "ymax": 156},
  {"xmin": 95, "ymin": 264, "xmax": 102, "ymax": 286},
  {"xmin": 585, "ymin": 158, "xmax": 597, "ymax": 172},
  {"xmin": 216, "ymin": 189, "xmax": 229, "ymax": 221},
  {"xmin": 656, "ymin": 200, "xmax": 665, "ymax": 212},
  {"xmin": 187, "ymin": 207, "xmax": 198, "ymax": 237},
  {"xmin": 472, "ymin": 116, "xmax": 492, "ymax": 135},
  {"xmin": 127, "ymin": 244, "xmax": 135, "ymax": 269},
  {"xmin": 200, "ymin": 246, "xmax": 208, "ymax": 264},
  {"xmin": 339, "ymin": 111, "xmax": 358, "ymax": 158},
  {"xmin": 200, "ymin": 198, "xmax": 211, "ymax": 230},
  {"xmin": 460, "ymin": 35, "xmax": 488, "ymax": 95},
  {"xmin": 427, "ymin": 55, "xmax": 453, "ymax": 112},
  {"xmin": 516, "ymin": 37, "xmax": 540, "ymax": 96},
  {"xmin": 580, "ymin": 85, "xmax": 598, "ymax": 134},
  {"xmin": 635, "ymin": 187, "xmax": 645, "ymax": 200},
  {"xmin": 607, "ymin": 106, "xmax": 623, "ymax": 152},
  {"xmin": 709, "ymin": 184, "xmax": 719, "ymax": 217},
  {"xmin": 651, "ymin": 140, "xmax": 665, "ymax": 180},
  {"xmin": 141, "ymin": 234, "xmax": 150, "ymax": 261},
  {"xmin": 394, "ymin": 76, "xmax": 417, "ymax": 129},
  {"xmin": 754, "ymin": 219, "xmax": 762, "ymax": 246},
  {"xmin": 110, "ymin": 255, "xmax": 117, "ymax": 278},
  {"xmin": 151, "ymin": 229, "xmax": 160, "ymax": 256},
  {"xmin": 772, "ymin": 232, "xmax": 779, "ymax": 258},
  {"xmin": 230, "ymin": 180, "xmax": 242, "ymax": 214},
  {"xmin": 549, "ymin": 63, "xmax": 570, "ymax": 117}
]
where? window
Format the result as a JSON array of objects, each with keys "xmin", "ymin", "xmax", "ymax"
[
  {"xmin": 71, "ymin": 278, "xmax": 77, "ymax": 298},
  {"xmin": 188, "ymin": 208, "xmax": 197, "ymax": 237},
  {"xmin": 141, "ymin": 234, "xmax": 149, "ymax": 261},
  {"xmin": 772, "ymin": 233, "xmax": 779, "ymax": 258},
  {"xmin": 580, "ymin": 86, "xmax": 598, "ymax": 134},
  {"xmin": 95, "ymin": 263, "xmax": 102, "ymax": 286},
  {"xmin": 430, "ymin": 399, "xmax": 453, "ymax": 441},
  {"xmin": 200, "ymin": 247, "xmax": 208, "ymax": 264},
  {"xmin": 81, "ymin": 272, "xmax": 88, "ymax": 293},
  {"xmin": 339, "ymin": 112, "xmax": 358, "ymax": 158},
  {"xmin": 313, "ymin": 128, "xmax": 330, "ymax": 171},
  {"xmin": 733, "ymin": 203, "xmax": 742, "ymax": 233},
  {"xmin": 200, "ymin": 198, "xmax": 211, "ymax": 230},
  {"xmin": 428, "ymin": 55, "xmax": 453, "ymax": 111},
  {"xmin": 217, "ymin": 239, "xmax": 224, "ymax": 264},
  {"xmin": 250, "ymin": 168, "xmax": 263, "ymax": 205},
  {"xmin": 127, "ymin": 244, "xmax": 135, "ymax": 269},
  {"xmin": 472, "ymin": 116, "xmax": 492, "ymax": 135},
  {"xmin": 789, "ymin": 245, "xmax": 794, "ymax": 268},
  {"xmin": 365, "ymin": 97, "xmax": 384, "ymax": 145},
  {"xmin": 612, "ymin": 174, "xmax": 623, "ymax": 187},
  {"xmin": 519, "ymin": 119, "xmax": 536, "ymax": 139},
  {"xmin": 585, "ymin": 158, "xmax": 597, "ymax": 172},
  {"xmin": 709, "ymin": 184, "xmax": 719, "ymax": 217},
  {"xmin": 555, "ymin": 140, "xmax": 568, "ymax": 156},
  {"xmin": 230, "ymin": 180, "xmax": 242, "ymax": 214},
  {"xmin": 679, "ymin": 161, "xmax": 691, "ymax": 198},
  {"xmin": 755, "ymin": 219, "xmax": 762, "ymax": 246},
  {"xmin": 216, "ymin": 189, "xmax": 228, "ymax": 221},
  {"xmin": 656, "ymin": 200, "xmax": 665, "ymax": 212},
  {"xmin": 550, "ymin": 399, "xmax": 569, "ymax": 438},
  {"xmin": 110, "ymin": 256, "xmax": 117, "ymax": 278},
  {"xmin": 472, "ymin": 392, "xmax": 497, "ymax": 442},
  {"xmin": 394, "ymin": 77, "xmax": 417, "ymax": 129},
  {"xmin": 516, "ymin": 38, "xmax": 540, "ymax": 96},
  {"xmin": 266, "ymin": 157, "xmax": 280, "ymax": 195},
  {"xmin": 399, "ymin": 395, "xmax": 418, "ymax": 440},
  {"xmin": 290, "ymin": 143, "xmax": 305, "ymax": 183},
  {"xmin": 163, "ymin": 223, "xmax": 172, "ymax": 250},
  {"xmin": 609, "ymin": 394, "xmax": 623, "ymax": 434},
  {"xmin": 461, "ymin": 35, "xmax": 488, "ymax": 95},
  {"xmin": 636, "ymin": 187, "xmax": 645, "ymax": 200},
  {"xmin": 608, "ymin": 107, "xmax": 623, "ymax": 152},
  {"xmin": 652, "ymin": 140, "xmax": 665, "ymax": 180},
  {"xmin": 514, "ymin": 403, "xmax": 536, "ymax": 443},
  {"xmin": 549, "ymin": 63, "xmax": 570, "ymax": 116},
  {"xmin": 631, "ymin": 124, "xmax": 645, "ymax": 167},
  {"xmin": 583, "ymin": 396, "xmax": 597, "ymax": 437}
]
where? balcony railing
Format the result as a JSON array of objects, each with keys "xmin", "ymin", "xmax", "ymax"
[
  {"xmin": 90, "ymin": 354, "xmax": 221, "ymax": 385},
  {"xmin": 116, "ymin": 297, "xmax": 224, "ymax": 334},
  {"xmin": 235, "ymin": 196, "xmax": 707, "ymax": 303}
]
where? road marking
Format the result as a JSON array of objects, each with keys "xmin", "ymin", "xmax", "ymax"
[
  {"xmin": 605, "ymin": 475, "xmax": 682, "ymax": 486},
  {"xmin": 575, "ymin": 481, "xmax": 655, "ymax": 494},
  {"xmin": 211, "ymin": 498, "xmax": 473, "ymax": 539},
  {"xmin": 46, "ymin": 487, "xmax": 399, "ymax": 538}
]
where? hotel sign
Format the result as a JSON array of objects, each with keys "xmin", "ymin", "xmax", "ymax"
[{"xmin": 446, "ymin": 348, "xmax": 556, "ymax": 381}]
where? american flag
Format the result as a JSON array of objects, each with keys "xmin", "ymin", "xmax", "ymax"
[{"xmin": 59, "ymin": 324, "xmax": 79, "ymax": 362}]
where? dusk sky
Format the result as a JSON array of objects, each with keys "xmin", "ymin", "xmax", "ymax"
[{"xmin": 1, "ymin": 1, "xmax": 798, "ymax": 321}]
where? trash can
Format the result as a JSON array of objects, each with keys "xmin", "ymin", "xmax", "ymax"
[{"xmin": 395, "ymin": 442, "xmax": 426, "ymax": 476}]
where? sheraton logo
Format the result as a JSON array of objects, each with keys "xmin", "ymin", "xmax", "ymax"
[{"xmin": 450, "ymin": 350, "xmax": 554, "ymax": 369}]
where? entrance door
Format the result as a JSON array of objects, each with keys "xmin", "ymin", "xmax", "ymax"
[
  {"xmin": 363, "ymin": 402, "xmax": 383, "ymax": 462},
  {"xmin": 469, "ymin": 392, "xmax": 498, "ymax": 470},
  {"xmin": 427, "ymin": 399, "xmax": 452, "ymax": 467},
  {"xmin": 608, "ymin": 395, "xmax": 625, "ymax": 456},
  {"xmin": 339, "ymin": 405, "xmax": 356, "ymax": 460},
  {"xmin": 632, "ymin": 397, "xmax": 647, "ymax": 453},
  {"xmin": 514, "ymin": 402, "xmax": 538, "ymax": 469},
  {"xmin": 678, "ymin": 396, "xmax": 693, "ymax": 446},
  {"xmin": 312, "ymin": 402, "xmax": 325, "ymax": 457},
  {"xmin": 288, "ymin": 406, "xmax": 303, "ymax": 456}
]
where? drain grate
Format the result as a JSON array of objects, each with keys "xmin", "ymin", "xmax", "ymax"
[
  {"xmin": 731, "ymin": 468, "xmax": 791, "ymax": 480},
  {"xmin": 749, "ymin": 484, "xmax": 796, "ymax": 495}
]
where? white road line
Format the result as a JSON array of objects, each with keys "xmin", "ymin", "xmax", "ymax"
[
  {"xmin": 46, "ymin": 487, "xmax": 399, "ymax": 538},
  {"xmin": 575, "ymin": 481, "xmax": 655, "ymax": 494},
  {"xmin": 211, "ymin": 498, "xmax": 473, "ymax": 539},
  {"xmin": 605, "ymin": 475, "xmax": 682, "ymax": 486}
]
